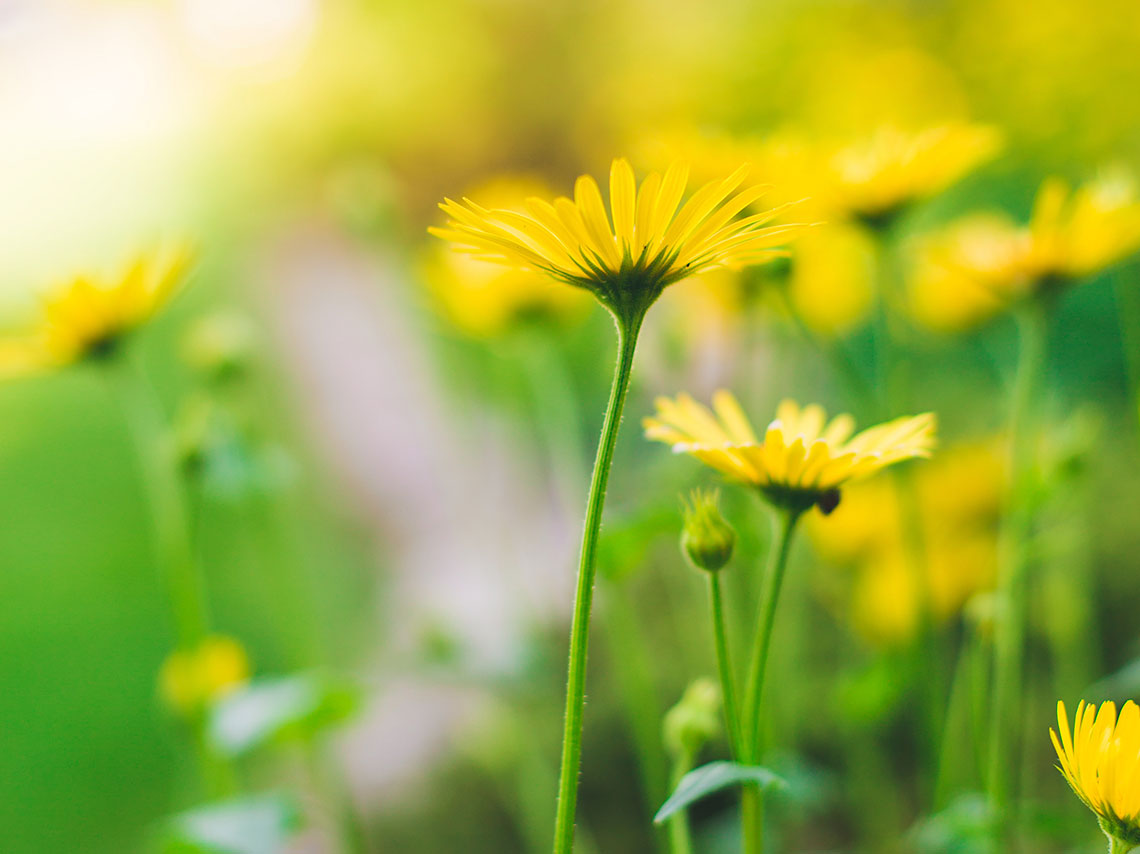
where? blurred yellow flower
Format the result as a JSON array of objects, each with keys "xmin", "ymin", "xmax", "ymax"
[
  {"xmin": 422, "ymin": 176, "xmax": 591, "ymax": 337},
  {"xmin": 828, "ymin": 124, "xmax": 1002, "ymax": 224},
  {"xmin": 1052, "ymin": 700, "xmax": 1140, "ymax": 852},
  {"xmin": 786, "ymin": 222, "xmax": 876, "ymax": 335},
  {"xmin": 910, "ymin": 171, "xmax": 1140, "ymax": 331},
  {"xmin": 644, "ymin": 392, "xmax": 935, "ymax": 512},
  {"xmin": 159, "ymin": 635, "xmax": 250, "ymax": 716},
  {"xmin": 430, "ymin": 158, "xmax": 805, "ymax": 325},
  {"xmin": 0, "ymin": 246, "xmax": 192, "ymax": 379},
  {"xmin": 809, "ymin": 440, "xmax": 1003, "ymax": 644}
]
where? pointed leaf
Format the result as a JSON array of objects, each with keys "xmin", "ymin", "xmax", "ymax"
[
  {"xmin": 208, "ymin": 673, "xmax": 359, "ymax": 758},
  {"xmin": 162, "ymin": 794, "xmax": 300, "ymax": 854},
  {"xmin": 654, "ymin": 761, "xmax": 785, "ymax": 824}
]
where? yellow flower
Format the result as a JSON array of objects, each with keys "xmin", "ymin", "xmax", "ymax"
[
  {"xmin": 422, "ymin": 176, "xmax": 592, "ymax": 337},
  {"xmin": 828, "ymin": 124, "xmax": 1001, "ymax": 224},
  {"xmin": 909, "ymin": 213, "xmax": 1028, "ymax": 332},
  {"xmin": 1052, "ymin": 700, "xmax": 1140, "ymax": 851},
  {"xmin": 786, "ymin": 222, "xmax": 876, "ymax": 335},
  {"xmin": 808, "ymin": 440, "xmax": 1003, "ymax": 644},
  {"xmin": 159, "ymin": 635, "xmax": 250, "ymax": 716},
  {"xmin": 430, "ymin": 158, "xmax": 806, "ymax": 326},
  {"xmin": 1027, "ymin": 170, "xmax": 1140, "ymax": 279},
  {"xmin": 644, "ymin": 392, "xmax": 936, "ymax": 513},
  {"xmin": 910, "ymin": 171, "xmax": 1140, "ymax": 331},
  {"xmin": 0, "ymin": 246, "xmax": 193, "ymax": 379}
]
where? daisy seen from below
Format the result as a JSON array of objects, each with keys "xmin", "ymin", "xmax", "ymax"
[
  {"xmin": 828, "ymin": 123, "xmax": 1001, "ymax": 228},
  {"xmin": 432, "ymin": 158, "xmax": 809, "ymax": 854},
  {"xmin": 1052, "ymin": 700, "xmax": 1140, "ymax": 853},
  {"xmin": 910, "ymin": 170, "xmax": 1140, "ymax": 331},
  {"xmin": 0, "ymin": 245, "xmax": 193, "ymax": 379},
  {"xmin": 645, "ymin": 391, "xmax": 935, "ymax": 853},
  {"xmin": 644, "ymin": 392, "xmax": 936, "ymax": 514}
]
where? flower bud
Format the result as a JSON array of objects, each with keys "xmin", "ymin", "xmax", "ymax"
[
  {"xmin": 182, "ymin": 312, "xmax": 257, "ymax": 381},
  {"xmin": 681, "ymin": 489, "xmax": 736, "ymax": 572},
  {"xmin": 159, "ymin": 635, "xmax": 250, "ymax": 716},
  {"xmin": 664, "ymin": 678, "xmax": 721, "ymax": 758}
]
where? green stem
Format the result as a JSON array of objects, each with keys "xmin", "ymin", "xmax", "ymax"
[
  {"xmin": 110, "ymin": 354, "xmax": 210, "ymax": 650},
  {"xmin": 1108, "ymin": 833, "xmax": 1136, "ymax": 854},
  {"xmin": 107, "ymin": 353, "xmax": 237, "ymax": 797},
  {"xmin": 708, "ymin": 573, "xmax": 743, "ymax": 760},
  {"xmin": 986, "ymin": 301, "xmax": 1048, "ymax": 846},
  {"xmin": 667, "ymin": 749, "xmax": 696, "ymax": 854},
  {"xmin": 552, "ymin": 320, "xmax": 642, "ymax": 854},
  {"xmin": 740, "ymin": 507, "xmax": 802, "ymax": 854}
]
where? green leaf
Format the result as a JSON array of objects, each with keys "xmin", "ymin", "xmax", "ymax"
[
  {"xmin": 208, "ymin": 673, "xmax": 359, "ymax": 758},
  {"xmin": 162, "ymin": 794, "xmax": 300, "ymax": 854},
  {"xmin": 654, "ymin": 761, "xmax": 785, "ymax": 824}
]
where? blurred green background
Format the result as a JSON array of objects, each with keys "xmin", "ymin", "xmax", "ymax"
[{"xmin": 2, "ymin": 0, "xmax": 1140, "ymax": 852}]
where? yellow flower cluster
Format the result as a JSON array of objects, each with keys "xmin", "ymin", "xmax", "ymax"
[
  {"xmin": 808, "ymin": 441, "xmax": 1003, "ymax": 643},
  {"xmin": 0, "ymin": 246, "xmax": 192, "ymax": 378}
]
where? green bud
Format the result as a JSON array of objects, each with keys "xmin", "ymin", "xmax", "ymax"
[
  {"xmin": 663, "ymin": 678, "xmax": 721, "ymax": 758},
  {"xmin": 182, "ymin": 312, "xmax": 258, "ymax": 381},
  {"xmin": 681, "ymin": 489, "xmax": 736, "ymax": 572}
]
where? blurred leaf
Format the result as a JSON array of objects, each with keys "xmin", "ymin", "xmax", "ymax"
[
  {"xmin": 162, "ymin": 794, "xmax": 300, "ymax": 854},
  {"xmin": 654, "ymin": 761, "xmax": 784, "ymax": 824},
  {"xmin": 208, "ymin": 674, "xmax": 359, "ymax": 757},
  {"xmin": 909, "ymin": 793, "xmax": 994, "ymax": 854}
]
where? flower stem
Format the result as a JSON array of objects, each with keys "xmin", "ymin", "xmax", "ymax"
[
  {"xmin": 740, "ymin": 507, "xmax": 802, "ymax": 854},
  {"xmin": 107, "ymin": 352, "xmax": 236, "ymax": 796},
  {"xmin": 708, "ymin": 573, "xmax": 743, "ymax": 760},
  {"xmin": 552, "ymin": 320, "xmax": 642, "ymax": 854},
  {"xmin": 667, "ymin": 748, "xmax": 696, "ymax": 854},
  {"xmin": 986, "ymin": 300, "xmax": 1048, "ymax": 845},
  {"xmin": 1108, "ymin": 833, "xmax": 1136, "ymax": 854},
  {"xmin": 109, "ymin": 354, "xmax": 210, "ymax": 651}
]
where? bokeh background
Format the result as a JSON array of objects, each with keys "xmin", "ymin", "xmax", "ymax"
[{"xmin": 2, "ymin": 0, "xmax": 1140, "ymax": 852}]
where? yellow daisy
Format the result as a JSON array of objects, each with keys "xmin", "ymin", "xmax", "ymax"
[
  {"xmin": 829, "ymin": 124, "xmax": 1001, "ymax": 226},
  {"xmin": 159, "ymin": 635, "xmax": 250, "ymax": 716},
  {"xmin": 1052, "ymin": 700, "xmax": 1140, "ymax": 852},
  {"xmin": 429, "ymin": 158, "xmax": 807, "ymax": 326},
  {"xmin": 910, "ymin": 171, "xmax": 1140, "ymax": 331},
  {"xmin": 644, "ymin": 391, "xmax": 936, "ymax": 513},
  {"xmin": 0, "ymin": 245, "xmax": 193, "ymax": 378}
]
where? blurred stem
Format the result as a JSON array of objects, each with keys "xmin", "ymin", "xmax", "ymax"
[
  {"xmin": 1108, "ymin": 834, "xmax": 1135, "ymax": 854},
  {"xmin": 707, "ymin": 573, "xmax": 744, "ymax": 760},
  {"xmin": 110, "ymin": 354, "xmax": 209, "ymax": 650},
  {"xmin": 935, "ymin": 628, "xmax": 981, "ymax": 807},
  {"xmin": 1113, "ymin": 270, "xmax": 1140, "ymax": 437},
  {"xmin": 107, "ymin": 352, "xmax": 235, "ymax": 797},
  {"xmin": 774, "ymin": 285, "xmax": 876, "ymax": 416},
  {"xmin": 740, "ymin": 507, "xmax": 802, "ymax": 854},
  {"xmin": 667, "ymin": 748, "xmax": 696, "ymax": 854},
  {"xmin": 305, "ymin": 739, "xmax": 369, "ymax": 854},
  {"xmin": 553, "ymin": 318, "xmax": 642, "ymax": 854},
  {"xmin": 986, "ymin": 300, "xmax": 1048, "ymax": 847},
  {"xmin": 602, "ymin": 580, "xmax": 669, "ymax": 830}
]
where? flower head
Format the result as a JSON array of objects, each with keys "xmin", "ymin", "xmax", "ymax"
[
  {"xmin": 430, "ymin": 158, "xmax": 806, "ymax": 326},
  {"xmin": 644, "ymin": 391, "xmax": 936, "ymax": 513},
  {"xmin": 829, "ymin": 124, "xmax": 1001, "ymax": 226},
  {"xmin": 910, "ymin": 171, "xmax": 1140, "ymax": 330},
  {"xmin": 0, "ymin": 245, "xmax": 193, "ymax": 379},
  {"xmin": 1052, "ymin": 700, "xmax": 1140, "ymax": 850},
  {"xmin": 159, "ymin": 635, "xmax": 250, "ymax": 716}
]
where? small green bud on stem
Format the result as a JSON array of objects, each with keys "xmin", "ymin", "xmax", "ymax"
[
  {"xmin": 664, "ymin": 678, "xmax": 722, "ymax": 759},
  {"xmin": 681, "ymin": 489, "xmax": 736, "ymax": 573}
]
